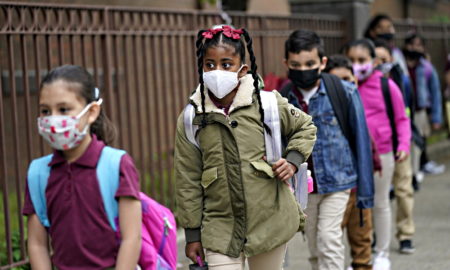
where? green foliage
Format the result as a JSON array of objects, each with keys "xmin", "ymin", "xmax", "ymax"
[
  {"xmin": 429, "ymin": 14, "xmax": 450, "ymax": 23},
  {"xmin": 0, "ymin": 231, "xmax": 31, "ymax": 269},
  {"xmin": 199, "ymin": 0, "xmax": 217, "ymax": 5},
  {"xmin": 0, "ymin": 192, "xmax": 30, "ymax": 269}
]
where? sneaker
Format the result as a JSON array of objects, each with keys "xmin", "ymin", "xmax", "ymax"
[
  {"xmin": 416, "ymin": 171, "xmax": 425, "ymax": 183},
  {"xmin": 412, "ymin": 175, "xmax": 420, "ymax": 191},
  {"xmin": 399, "ymin": 239, "xmax": 416, "ymax": 254},
  {"xmin": 347, "ymin": 267, "xmax": 353, "ymax": 270},
  {"xmin": 423, "ymin": 161, "xmax": 445, "ymax": 175},
  {"xmin": 373, "ymin": 253, "xmax": 391, "ymax": 270}
]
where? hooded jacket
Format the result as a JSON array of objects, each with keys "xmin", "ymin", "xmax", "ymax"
[{"xmin": 174, "ymin": 75, "xmax": 317, "ymax": 257}]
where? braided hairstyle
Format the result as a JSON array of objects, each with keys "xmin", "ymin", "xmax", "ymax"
[{"xmin": 195, "ymin": 25, "xmax": 270, "ymax": 134}]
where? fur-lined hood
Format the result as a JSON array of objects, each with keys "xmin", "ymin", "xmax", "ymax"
[{"xmin": 189, "ymin": 74, "xmax": 255, "ymax": 114}]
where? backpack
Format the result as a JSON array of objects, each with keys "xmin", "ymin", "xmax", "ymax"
[
  {"xmin": 27, "ymin": 146, "xmax": 177, "ymax": 270},
  {"xmin": 280, "ymin": 73, "xmax": 356, "ymax": 154},
  {"xmin": 380, "ymin": 77, "xmax": 425, "ymax": 152},
  {"xmin": 183, "ymin": 90, "xmax": 309, "ymax": 209}
]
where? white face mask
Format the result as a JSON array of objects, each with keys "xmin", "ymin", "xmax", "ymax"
[
  {"xmin": 203, "ymin": 66, "xmax": 244, "ymax": 99},
  {"xmin": 37, "ymin": 99, "xmax": 103, "ymax": 150}
]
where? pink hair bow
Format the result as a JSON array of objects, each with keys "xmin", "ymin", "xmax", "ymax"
[{"xmin": 202, "ymin": 25, "xmax": 244, "ymax": 40}]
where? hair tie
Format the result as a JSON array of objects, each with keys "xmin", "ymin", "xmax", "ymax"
[
  {"xmin": 202, "ymin": 25, "xmax": 243, "ymax": 40},
  {"xmin": 94, "ymin": 87, "xmax": 100, "ymax": 100}
]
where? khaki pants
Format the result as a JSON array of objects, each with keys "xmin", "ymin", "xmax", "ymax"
[
  {"xmin": 411, "ymin": 110, "xmax": 430, "ymax": 175},
  {"xmin": 414, "ymin": 110, "xmax": 431, "ymax": 137},
  {"xmin": 305, "ymin": 190, "xmax": 350, "ymax": 270},
  {"xmin": 393, "ymin": 154, "xmax": 415, "ymax": 241},
  {"xmin": 446, "ymin": 101, "xmax": 450, "ymax": 134},
  {"xmin": 373, "ymin": 152, "xmax": 395, "ymax": 256},
  {"xmin": 205, "ymin": 244, "xmax": 287, "ymax": 270},
  {"xmin": 341, "ymin": 191, "xmax": 373, "ymax": 270}
]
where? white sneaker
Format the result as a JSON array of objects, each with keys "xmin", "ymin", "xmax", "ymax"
[
  {"xmin": 423, "ymin": 161, "xmax": 445, "ymax": 175},
  {"xmin": 347, "ymin": 267, "xmax": 354, "ymax": 270},
  {"xmin": 416, "ymin": 171, "xmax": 425, "ymax": 183},
  {"xmin": 373, "ymin": 254, "xmax": 391, "ymax": 270}
]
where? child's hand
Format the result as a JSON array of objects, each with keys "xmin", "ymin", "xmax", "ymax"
[
  {"xmin": 186, "ymin": 242, "xmax": 205, "ymax": 264},
  {"xmin": 272, "ymin": 158, "xmax": 297, "ymax": 182},
  {"xmin": 396, "ymin": 151, "xmax": 409, "ymax": 163}
]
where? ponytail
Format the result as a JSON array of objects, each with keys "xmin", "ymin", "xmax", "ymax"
[
  {"xmin": 196, "ymin": 30, "xmax": 208, "ymax": 128},
  {"xmin": 242, "ymin": 29, "xmax": 271, "ymax": 135},
  {"xmin": 90, "ymin": 108, "xmax": 117, "ymax": 145}
]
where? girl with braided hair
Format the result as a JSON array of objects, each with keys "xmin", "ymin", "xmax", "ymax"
[{"xmin": 174, "ymin": 25, "xmax": 316, "ymax": 270}]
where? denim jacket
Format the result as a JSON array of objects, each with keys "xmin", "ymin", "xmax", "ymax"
[
  {"xmin": 415, "ymin": 58, "xmax": 443, "ymax": 124},
  {"xmin": 283, "ymin": 80, "xmax": 374, "ymax": 209}
]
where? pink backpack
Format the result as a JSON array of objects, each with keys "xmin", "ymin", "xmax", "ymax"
[
  {"xmin": 137, "ymin": 192, "xmax": 177, "ymax": 270},
  {"xmin": 28, "ymin": 147, "xmax": 177, "ymax": 269}
]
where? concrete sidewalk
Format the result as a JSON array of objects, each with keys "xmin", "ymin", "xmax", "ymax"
[{"xmin": 176, "ymin": 139, "xmax": 450, "ymax": 269}]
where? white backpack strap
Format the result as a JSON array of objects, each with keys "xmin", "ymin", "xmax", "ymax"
[
  {"xmin": 293, "ymin": 163, "xmax": 310, "ymax": 210},
  {"xmin": 260, "ymin": 90, "xmax": 282, "ymax": 164},
  {"xmin": 183, "ymin": 104, "xmax": 200, "ymax": 148}
]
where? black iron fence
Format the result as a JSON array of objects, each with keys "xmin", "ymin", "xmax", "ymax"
[
  {"xmin": 0, "ymin": 2, "xmax": 346, "ymax": 268},
  {"xmin": 1, "ymin": 2, "xmax": 449, "ymax": 269}
]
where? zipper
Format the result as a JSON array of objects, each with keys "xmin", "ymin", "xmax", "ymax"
[{"xmin": 163, "ymin": 216, "xmax": 173, "ymax": 236}]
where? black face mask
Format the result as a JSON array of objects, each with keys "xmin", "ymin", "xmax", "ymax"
[
  {"xmin": 403, "ymin": 49, "xmax": 424, "ymax": 60},
  {"xmin": 377, "ymin": 33, "xmax": 394, "ymax": 41},
  {"xmin": 288, "ymin": 68, "xmax": 321, "ymax": 90}
]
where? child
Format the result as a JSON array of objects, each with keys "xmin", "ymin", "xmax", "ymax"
[
  {"xmin": 280, "ymin": 30, "xmax": 374, "ymax": 270},
  {"xmin": 324, "ymin": 54, "xmax": 380, "ymax": 270},
  {"xmin": 364, "ymin": 14, "xmax": 408, "ymax": 76},
  {"xmin": 324, "ymin": 55, "xmax": 358, "ymax": 84},
  {"xmin": 345, "ymin": 39, "xmax": 411, "ymax": 270},
  {"xmin": 373, "ymin": 40, "xmax": 417, "ymax": 254},
  {"xmin": 174, "ymin": 25, "xmax": 317, "ymax": 270},
  {"xmin": 403, "ymin": 33, "xmax": 445, "ymax": 176},
  {"xmin": 23, "ymin": 65, "xmax": 142, "ymax": 269}
]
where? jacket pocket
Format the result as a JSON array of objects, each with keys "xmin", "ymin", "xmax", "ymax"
[
  {"xmin": 201, "ymin": 167, "xmax": 218, "ymax": 189},
  {"xmin": 250, "ymin": 160, "xmax": 275, "ymax": 179}
]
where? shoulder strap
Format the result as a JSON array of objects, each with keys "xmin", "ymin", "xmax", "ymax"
[
  {"xmin": 183, "ymin": 93, "xmax": 282, "ymax": 163},
  {"xmin": 380, "ymin": 77, "xmax": 399, "ymax": 153},
  {"xmin": 279, "ymin": 81, "xmax": 294, "ymax": 98},
  {"xmin": 97, "ymin": 146, "xmax": 126, "ymax": 231},
  {"xmin": 27, "ymin": 155, "xmax": 53, "ymax": 227},
  {"xmin": 321, "ymin": 73, "xmax": 354, "ymax": 150},
  {"xmin": 260, "ymin": 90, "xmax": 282, "ymax": 164},
  {"xmin": 183, "ymin": 104, "xmax": 200, "ymax": 148}
]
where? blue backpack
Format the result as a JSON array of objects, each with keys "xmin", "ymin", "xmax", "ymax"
[{"xmin": 27, "ymin": 146, "xmax": 177, "ymax": 270}]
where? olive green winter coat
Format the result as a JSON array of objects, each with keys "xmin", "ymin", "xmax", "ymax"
[{"xmin": 174, "ymin": 75, "xmax": 316, "ymax": 258}]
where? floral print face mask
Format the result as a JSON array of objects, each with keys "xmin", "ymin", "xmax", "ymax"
[{"xmin": 37, "ymin": 99, "xmax": 102, "ymax": 150}]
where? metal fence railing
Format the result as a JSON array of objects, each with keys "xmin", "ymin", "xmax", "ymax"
[
  {"xmin": 0, "ymin": 2, "xmax": 346, "ymax": 268},
  {"xmin": 1, "ymin": 2, "xmax": 448, "ymax": 269}
]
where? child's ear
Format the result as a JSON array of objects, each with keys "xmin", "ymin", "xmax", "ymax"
[
  {"xmin": 238, "ymin": 64, "xmax": 249, "ymax": 78},
  {"xmin": 319, "ymin": 56, "xmax": 328, "ymax": 71},
  {"xmin": 283, "ymin": 58, "xmax": 288, "ymax": 68},
  {"xmin": 374, "ymin": 57, "xmax": 382, "ymax": 67},
  {"xmin": 87, "ymin": 103, "xmax": 101, "ymax": 125}
]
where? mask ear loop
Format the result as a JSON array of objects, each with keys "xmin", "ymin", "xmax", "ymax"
[
  {"xmin": 75, "ymin": 98, "xmax": 103, "ymax": 119},
  {"xmin": 237, "ymin": 64, "xmax": 246, "ymax": 81}
]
